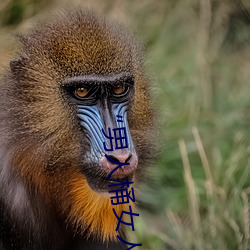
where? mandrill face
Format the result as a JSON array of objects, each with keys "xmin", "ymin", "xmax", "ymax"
[
  {"xmin": 0, "ymin": 9, "xmax": 154, "ymax": 242},
  {"xmin": 62, "ymin": 73, "xmax": 138, "ymax": 193}
]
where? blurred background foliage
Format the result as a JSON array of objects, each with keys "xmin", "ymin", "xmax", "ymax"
[{"xmin": 1, "ymin": 0, "xmax": 250, "ymax": 249}]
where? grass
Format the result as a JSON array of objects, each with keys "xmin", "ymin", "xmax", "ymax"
[
  {"xmin": 133, "ymin": 1, "xmax": 250, "ymax": 249},
  {"xmin": 1, "ymin": 0, "xmax": 250, "ymax": 249}
]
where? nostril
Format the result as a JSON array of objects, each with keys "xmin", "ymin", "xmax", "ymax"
[
  {"xmin": 125, "ymin": 153, "xmax": 132, "ymax": 163},
  {"xmin": 106, "ymin": 154, "xmax": 120, "ymax": 163},
  {"xmin": 99, "ymin": 152, "xmax": 138, "ymax": 175},
  {"xmin": 106, "ymin": 153, "xmax": 132, "ymax": 164}
]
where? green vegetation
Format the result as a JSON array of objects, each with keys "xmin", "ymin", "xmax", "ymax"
[
  {"xmin": 1, "ymin": 0, "xmax": 250, "ymax": 249},
  {"xmin": 134, "ymin": 1, "xmax": 250, "ymax": 249}
]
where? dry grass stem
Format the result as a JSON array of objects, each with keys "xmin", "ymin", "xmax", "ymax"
[
  {"xmin": 192, "ymin": 126, "xmax": 214, "ymax": 195},
  {"xmin": 179, "ymin": 139, "xmax": 203, "ymax": 248}
]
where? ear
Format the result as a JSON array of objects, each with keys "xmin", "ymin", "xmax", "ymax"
[
  {"xmin": 9, "ymin": 57, "xmax": 27, "ymax": 75},
  {"xmin": 10, "ymin": 58, "xmax": 21, "ymax": 73}
]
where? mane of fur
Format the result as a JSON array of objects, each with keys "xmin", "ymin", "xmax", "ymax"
[{"xmin": 0, "ymin": 9, "xmax": 153, "ymax": 244}]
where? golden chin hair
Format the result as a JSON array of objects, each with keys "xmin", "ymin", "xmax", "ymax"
[
  {"xmin": 9, "ymin": 141, "xmax": 133, "ymax": 242},
  {"xmin": 66, "ymin": 173, "xmax": 134, "ymax": 242}
]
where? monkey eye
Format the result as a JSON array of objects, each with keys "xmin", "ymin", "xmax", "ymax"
[
  {"xmin": 113, "ymin": 84, "xmax": 126, "ymax": 96},
  {"xmin": 75, "ymin": 87, "xmax": 89, "ymax": 98}
]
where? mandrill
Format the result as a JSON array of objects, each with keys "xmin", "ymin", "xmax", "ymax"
[{"xmin": 0, "ymin": 9, "xmax": 153, "ymax": 250}]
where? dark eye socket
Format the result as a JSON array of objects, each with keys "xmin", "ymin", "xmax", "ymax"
[
  {"xmin": 112, "ymin": 76, "xmax": 134, "ymax": 97},
  {"xmin": 62, "ymin": 81, "xmax": 99, "ymax": 105},
  {"xmin": 74, "ymin": 86, "xmax": 90, "ymax": 98},
  {"xmin": 62, "ymin": 75, "xmax": 134, "ymax": 104},
  {"xmin": 71, "ymin": 84, "xmax": 99, "ymax": 105},
  {"xmin": 113, "ymin": 84, "xmax": 127, "ymax": 96}
]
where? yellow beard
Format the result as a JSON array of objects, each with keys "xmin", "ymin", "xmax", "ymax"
[{"xmin": 68, "ymin": 174, "xmax": 134, "ymax": 242}]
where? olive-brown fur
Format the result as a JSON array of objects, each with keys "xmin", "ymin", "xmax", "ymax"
[{"xmin": 0, "ymin": 10, "xmax": 153, "ymax": 250}]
